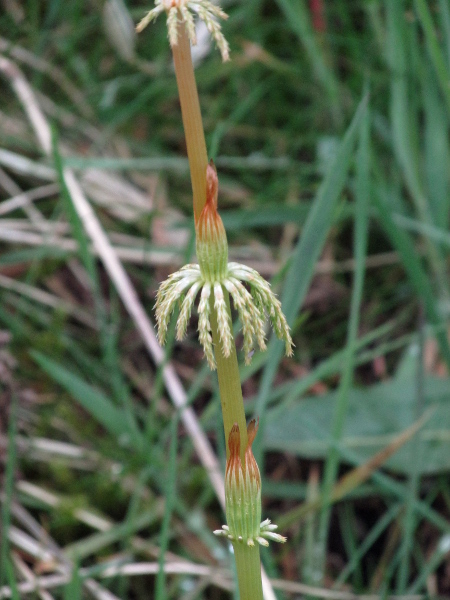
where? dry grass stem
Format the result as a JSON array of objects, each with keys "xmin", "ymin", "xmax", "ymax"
[
  {"xmin": 0, "ymin": 36, "xmax": 94, "ymax": 118},
  {"xmin": 0, "ymin": 54, "xmax": 225, "ymax": 508}
]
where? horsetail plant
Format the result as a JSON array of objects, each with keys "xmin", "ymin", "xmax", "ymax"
[{"xmin": 138, "ymin": 3, "xmax": 291, "ymax": 598}]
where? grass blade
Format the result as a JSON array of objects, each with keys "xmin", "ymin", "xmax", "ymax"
[
  {"xmin": 373, "ymin": 180, "xmax": 450, "ymax": 369},
  {"xmin": 0, "ymin": 395, "xmax": 18, "ymax": 587},
  {"xmin": 386, "ymin": 0, "xmax": 427, "ymax": 218},
  {"xmin": 396, "ymin": 313, "xmax": 425, "ymax": 591},
  {"xmin": 316, "ymin": 102, "xmax": 371, "ymax": 582},
  {"xmin": 386, "ymin": 0, "xmax": 450, "ymax": 301},
  {"xmin": 423, "ymin": 65, "xmax": 450, "ymax": 229},
  {"xmin": 394, "ymin": 213, "xmax": 450, "ymax": 248},
  {"xmin": 63, "ymin": 563, "xmax": 82, "ymax": 600},
  {"xmin": 335, "ymin": 503, "xmax": 403, "ymax": 587},
  {"xmin": 414, "ymin": 0, "xmax": 450, "ymax": 113},
  {"xmin": 155, "ymin": 414, "xmax": 179, "ymax": 600},
  {"xmin": 275, "ymin": 0, "xmax": 341, "ymax": 124},
  {"xmin": 254, "ymin": 92, "xmax": 368, "ymax": 466},
  {"xmin": 30, "ymin": 350, "xmax": 139, "ymax": 444},
  {"xmin": 5, "ymin": 561, "xmax": 20, "ymax": 600},
  {"xmin": 439, "ymin": 0, "xmax": 450, "ymax": 67}
]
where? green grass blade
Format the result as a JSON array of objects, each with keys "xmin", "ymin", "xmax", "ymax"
[
  {"xmin": 209, "ymin": 81, "xmax": 269, "ymax": 161},
  {"xmin": 394, "ymin": 213, "xmax": 450, "ymax": 248},
  {"xmin": 407, "ymin": 530, "xmax": 450, "ymax": 593},
  {"xmin": 423, "ymin": 64, "xmax": 450, "ymax": 228},
  {"xmin": 155, "ymin": 414, "xmax": 179, "ymax": 600},
  {"xmin": 396, "ymin": 316, "xmax": 425, "ymax": 592},
  {"xmin": 373, "ymin": 182, "xmax": 450, "ymax": 369},
  {"xmin": 414, "ymin": 0, "xmax": 450, "ymax": 113},
  {"xmin": 30, "ymin": 350, "xmax": 138, "ymax": 443},
  {"xmin": 5, "ymin": 560, "xmax": 20, "ymax": 600},
  {"xmin": 63, "ymin": 562, "xmax": 82, "ymax": 600},
  {"xmin": 386, "ymin": 0, "xmax": 427, "ymax": 219},
  {"xmin": 335, "ymin": 503, "xmax": 403, "ymax": 587},
  {"xmin": 0, "ymin": 395, "xmax": 18, "ymax": 587},
  {"xmin": 439, "ymin": 0, "xmax": 450, "ymax": 67},
  {"xmin": 316, "ymin": 102, "xmax": 371, "ymax": 582},
  {"xmin": 338, "ymin": 503, "xmax": 364, "ymax": 590},
  {"xmin": 386, "ymin": 0, "xmax": 450, "ymax": 301},
  {"xmin": 254, "ymin": 92, "xmax": 368, "ymax": 466},
  {"xmin": 65, "ymin": 508, "xmax": 161, "ymax": 560},
  {"xmin": 275, "ymin": 0, "xmax": 341, "ymax": 124}
]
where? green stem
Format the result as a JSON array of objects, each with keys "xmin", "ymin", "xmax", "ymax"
[
  {"xmin": 170, "ymin": 21, "xmax": 263, "ymax": 598},
  {"xmin": 172, "ymin": 22, "xmax": 247, "ymax": 459},
  {"xmin": 209, "ymin": 295, "xmax": 261, "ymax": 597},
  {"xmin": 172, "ymin": 21, "xmax": 247, "ymax": 454},
  {"xmin": 234, "ymin": 544, "xmax": 264, "ymax": 600},
  {"xmin": 210, "ymin": 292, "xmax": 248, "ymax": 459}
]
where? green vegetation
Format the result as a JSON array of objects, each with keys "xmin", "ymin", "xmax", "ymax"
[{"xmin": 0, "ymin": 1, "xmax": 449, "ymax": 598}]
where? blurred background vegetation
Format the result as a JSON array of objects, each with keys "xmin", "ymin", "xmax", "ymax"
[{"xmin": 1, "ymin": 0, "xmax": 450, "ymax": 598}]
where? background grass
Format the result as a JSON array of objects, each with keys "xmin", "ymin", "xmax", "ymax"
[{"xmin": 0, "ymin": 1, "xmax": 450, "ymax": 598}]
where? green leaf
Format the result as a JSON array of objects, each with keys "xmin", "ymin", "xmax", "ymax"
[{"xmin": 265, "ymin": 376, "xmax": 450, "ymax": 476}]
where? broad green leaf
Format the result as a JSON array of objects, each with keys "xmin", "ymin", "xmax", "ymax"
[{"xmin": 265, "ymin": 376, "xmax": 450, "ymax": 475}]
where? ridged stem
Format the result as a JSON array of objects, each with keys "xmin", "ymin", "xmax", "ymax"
[
  {"xmin": 171, "ymin": 20, "xmax": 247, "ymax": 457},
  {"xmin": 171, "ymin": 21, "xmax": 262, "ymax": 599},
  {"xmin": 210, "ymin": 293, "xmax": 248, "ymax": 460},
  {"xmin": 172, "ymin": 22, "xmax": 208, "ymax": 220},
  {"xmin": 234, "ymin": 544, "xmax": 264, "ymax": 600}
]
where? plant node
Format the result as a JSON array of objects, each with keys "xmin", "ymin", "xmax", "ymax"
[
  {"xmin": 154, "ymin": 163, "xmax": 293, "ymax": 369},
  {"xmin": 214, "ymin": 419, "xmax": 287, "ymax": 547}
]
